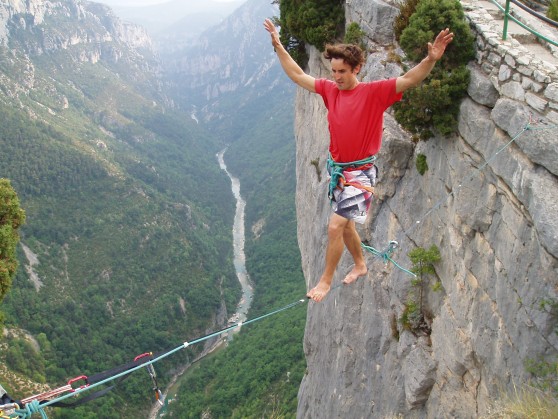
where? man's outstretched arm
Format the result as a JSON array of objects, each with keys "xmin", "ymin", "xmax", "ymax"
[
  {"xmin": 264, "ymin": 18, "xmax": 316, "ymax": 93},
  {"xmin": 395, "ymin": 28, "xmax": 454, "ymax": 94}
]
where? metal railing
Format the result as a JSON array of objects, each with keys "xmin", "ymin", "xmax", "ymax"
[{"xmin": 489, "ymin": 0, "xmax": 558, "ymax": 47}]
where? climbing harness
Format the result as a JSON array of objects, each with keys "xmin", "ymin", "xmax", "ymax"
[{"xmin": 327, "ymin": 154, "xmax": 376, "ymax": 201}]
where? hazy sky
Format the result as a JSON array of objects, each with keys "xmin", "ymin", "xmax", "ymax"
[{"xmin": 98, "ymin": 0, "xmax": 238, "ymax": 6}]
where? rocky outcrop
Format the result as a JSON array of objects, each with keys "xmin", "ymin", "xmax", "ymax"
[
  {"xmin": 0, "ymin": 0, "xmax": 153, "ymax": 62},
  {"xmin": 295, "ymin": 0, "xmax": 558, "ymax": 417},
  {"xmin": 0, "ymin": 0, "xmax": 163, "ymax": 111},
  {"xmin": 161, "ymin": 0, "xmax": 287, "ymax": 121}
]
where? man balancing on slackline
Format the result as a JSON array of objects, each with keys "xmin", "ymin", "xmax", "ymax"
[{"xmin": 263, "ymin": 19, "xmax": 453, "ymax": 302}]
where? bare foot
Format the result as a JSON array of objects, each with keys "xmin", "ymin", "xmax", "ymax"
[
  {"xmin": 342, "ymin": 265, "xmax": 367, "ymax": 285},
  {"xmin": 306, "ymin": 280, "xmax": 331, "ymax": 302}
]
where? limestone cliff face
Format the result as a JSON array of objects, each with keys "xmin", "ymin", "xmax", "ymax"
[
  {"xmin": 0, "ymin": 0, "xmax": 163, "ymax": 111},
  {"xmin": 162, "ymin": 0, "xmax": 286, "ymax": 122},
  {"xmin": 0, "ymin": 0, "xmax": 153, "ymax": 63},
  {"xmin": 295, "ymin": 0, "xmax": 558, "ymax": 417}
]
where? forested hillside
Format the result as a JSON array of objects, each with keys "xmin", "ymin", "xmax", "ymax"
[
  {"xmin": 166, "ymin": 93, "xmax": 306, "ymax": 418},
  {"xmin": 160, "ymin": 0, "xmax": 307, "ymax": 416},
  {"xmin": 0, "ymin": 0, "xmax": 308, "ymax": 416},
  {"xmin": 0, "ymin": 1, "xmax": 240, "ymax": 417}
]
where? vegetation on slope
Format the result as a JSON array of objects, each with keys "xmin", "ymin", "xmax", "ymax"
[
  {"xmin": 1, "ymin": 1, "xmax": 306, "ymax": 417},
  {"xmin": 0, "ymin": 179, "xmax": 25, "ymax": 316},
  {"xmin": 0, "ymin": 17, "xmax": 240, "ymax": 418},
  {"xmin": 166, "ymin": 85, "xmax": 306, "ymax": 418}
]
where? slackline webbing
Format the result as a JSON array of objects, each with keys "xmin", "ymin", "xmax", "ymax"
[{"xmin": 4, "ymin": 298, "xmax": 308, "ymax": 418}]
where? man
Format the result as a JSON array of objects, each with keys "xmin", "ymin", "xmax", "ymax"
[{"xmin": 263, "ymin": 19, "xmax": 453, "ymax": 302}]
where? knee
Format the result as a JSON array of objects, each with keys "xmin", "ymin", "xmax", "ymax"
[
  {"xmin": 327, "ymin": 220, "xmax": 346, "ymax": 239},
  {"xmin": 343, "ymin": 220, "xmax": 356, "ymax": 233}
]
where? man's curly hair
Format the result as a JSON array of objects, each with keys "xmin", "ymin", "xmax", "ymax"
[{"xmin": 323, "ymin": 44, "xmax": 365, "ymax": 70}]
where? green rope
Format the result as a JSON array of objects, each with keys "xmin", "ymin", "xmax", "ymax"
[
  {"xmin": 14, "ymin": 298, "xmax": 308, "ymax": 418},
  {"xmin": 11, "ymin": 401, "xmax": 48, "ymax": 419},
  {"xmin": 361, "ymin": 241, "xmax": 417, "ymax": 278},
  {"xmin": 184, "ymin": 299, "xmax": 307, "ymax": 348},
  {"xmin": 327, "ymin": 154, "xmax": 376, "ymax": 201}
]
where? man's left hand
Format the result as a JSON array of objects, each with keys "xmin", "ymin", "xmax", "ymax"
[{"xmin": 428, "ymin": 28, "xmax": 454, "ymax": 61}]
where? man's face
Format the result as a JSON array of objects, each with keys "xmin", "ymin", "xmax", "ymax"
[{"xmin": 330, "ymin": 58, "xmax": 360, "ymax": 90}]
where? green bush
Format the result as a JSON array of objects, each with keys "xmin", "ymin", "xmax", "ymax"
[
  {"xmin": 400, "ymin": 245, "xmax": 441, "ymax": 335},
  {"xmin": 279, "ymin": 0, "xmax": 345, "ymax": 65},
  {"xmin": 549, "ymin": 0, "xmax": 558, "ymax": 21},
  {"xmin": 344, "ymin": 22, "xmax": 366, "ymax": 51},
  {"xmin": 399, "ymin": 0, "xmax": 475, "ymax": 68},
  {"xmin": 416, "ymin": 153, "xmax": 428, "ymax": 175},
  {"xmin": 394, "ymin": 0, "xmax": 475, "ymax": 139},
  {"xmin": 394, "ymin": 0, "xmax": 421, "ymax": 41},
  {"xmin": 395, "ymin": 65, "xmax": 471, "ymax": 140}
]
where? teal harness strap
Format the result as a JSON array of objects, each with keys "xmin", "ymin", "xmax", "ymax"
[{"xmin": 327, "ymin": 155, "xmax": 376, "ymax": 201}]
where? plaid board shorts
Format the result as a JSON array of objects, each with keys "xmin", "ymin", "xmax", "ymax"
[{"xmin": 328, "ymin": 165, "xmax": 378, "ymax": 224}]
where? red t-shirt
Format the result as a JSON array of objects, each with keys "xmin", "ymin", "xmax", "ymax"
[{"xmin": 315, "ymin": 78, "xmax": 402, "ymax": 163}]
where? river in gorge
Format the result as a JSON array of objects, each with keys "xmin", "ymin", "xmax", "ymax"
[
  {"xmin": 150, "ymin": 148, "xmax": 254, "ymax": 418},
  {"xmin": 217, "ymin": 148, "xmax": 254, "ymax": 330}
]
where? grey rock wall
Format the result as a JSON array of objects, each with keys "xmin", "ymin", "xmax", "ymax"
[
  {"xmin": 0, "ymin": 0, "xmax": 153, "ymax": 58},
  {"xmin": 296, "ymin": 1, "xmax": 558, "ymax": 417}
]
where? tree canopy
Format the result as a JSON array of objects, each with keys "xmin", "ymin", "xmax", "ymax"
[
  {"xmin": 394, "ymin": 0, "xmax": 476, "ymax": 139},
  {"xmin": 0, "ymin": 178, "xmax": 25, "ymax": 304}
]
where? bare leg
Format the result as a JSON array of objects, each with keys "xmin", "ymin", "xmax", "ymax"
[
  {"xmin": 342, "ymin": 220, "xmax": 367, "ymax": 284},
  {"xmin": 307, "ymin": 214, "xmax": 349, "ymax": 302}
]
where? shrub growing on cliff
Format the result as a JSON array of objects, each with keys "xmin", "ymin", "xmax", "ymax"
[
  {"xmin": 278, "ymin": 0, "xmax": 345, "ymax": 65},
  {"xmin": 400, "ymin": 245, "xmax": 441, "ymax": 335},
  {"xmin": 416, "ymin": 153, "xmax": 428, "ymax": 175},
  {"xmin": 394, "ymin": 0, "xmax": 475, "ymax": 140},
  {"xmin": 344, "ymin": 22, "xmax": 366, "ymax": 51},
  {"xmin": 394, "ymin": 0, "xmax": 420, "ymax": 41}
]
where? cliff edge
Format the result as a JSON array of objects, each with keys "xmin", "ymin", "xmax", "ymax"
[{"xmin": 295, "ymin": 0, "xmax": 558, "ymax": 417}]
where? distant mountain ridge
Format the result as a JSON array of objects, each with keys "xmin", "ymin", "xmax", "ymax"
[
  {"xmin": 0, "ymin": 0, "xmax": 152, "ymax": 52},
  {"xmin": 104, "ymin": 0, "xmax": 243, "ymax": 36},
  {"xmin": 161, "ymin": 0, "xmax": 289, "ymax": 127},
  {"xmin": 0, "ymin": 0, "xmax": 164, "ymax": 111},
  {"xmin": 0, "ymin": 1, "xmax": 240, "ymax": 416}
]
